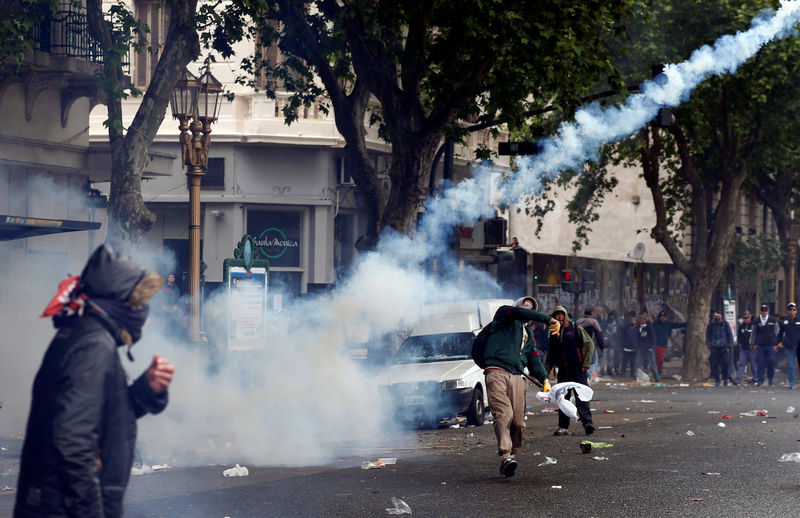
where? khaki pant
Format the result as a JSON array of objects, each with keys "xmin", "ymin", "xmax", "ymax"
[{"xmin": 485, "ymin": 368, "xmax": 527, "ymax": 460}]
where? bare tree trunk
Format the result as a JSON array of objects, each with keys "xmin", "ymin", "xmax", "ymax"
[
  {"xmin": 87, "ymin": 0, "xmax": 200, "ymax": 247},
  {"xmin": 683, "ymin": 276, "xmax": 713, "ymax": 380}
]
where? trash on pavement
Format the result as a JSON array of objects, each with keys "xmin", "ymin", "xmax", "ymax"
[
  {"xmin": 778, "ymin": 452, "xmax": 800, "ymax": 462},
  {"xmin": 718, "ymin": 414, "xmax": 732, "ymax": 419},
  {"xmin": 603, "ymin": 409, "xmax": 615, "ymax": 413},
  {"xmin": 787, "ymin": 406, "xmax": 796, "ymax": 413},
  {"xmin": 686, "ymin": 431, "xmax": 695, "ymax": 436},
  {"xmin": 701, "ymin": 472, "xmax": 721, "ymax": 475},
  {"xmin": 536, "ymin": 382, "xmax": 593, "ymax": 422},
  {"xmin": 361, "ymin": 460, "xmax": 386, "ymax": 470},
  {"xmin": 636, "ymin": 369, "xmax": 651, "ymax": 383},
  {"xmin": 537, "ymin": 456, "xmax": 557, "ymax": 466},
  {"xmin": 740, "ymin": 409, "xmax": 768, "ymax": 417},
  {"xmin": 385, "ymin": 497, "xmax": 412, "ymax": 515},
  {"xmin": 1, "ymin": 485, "xmax": 15, "ymax": 492},
  {"xmin": 131, "ymin": 464, "xmax": 154, "ymax": 475},
  {"xmin": 581, "ymin": 440, "xmax": 613, "ymax": 449},
  {"xmin": 152, "ymin": 464, "xmax": 171, "ymax": 471},
  {"xmin": 222, "ymin": 464, "xmax": 249, "ymax": 477},
  {"xmin": 718, "ymin": 423, "xmax": 726, "ymax": 428},
  {"xmin": 551, "ymin": 485, "xmax": 562, "ymax": 489},
  {"xmin": 638, "ymin": 400, "xmax": 655, "ymax": 403},
  {"xmin": 378, "ymin": 458, "xmax": 397, "ymax": 465},
  {"xmin": 593, "ymin": 456, "xmax": 608, "ymax": 461},
  {"xmin": 689, "ymin": 498, "xmax": 705, "ymax": 501}
]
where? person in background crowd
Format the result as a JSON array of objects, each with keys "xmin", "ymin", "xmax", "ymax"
[
  {"xmin": 635, "ymin": 312, "xmax": 659, "ymax": 382},
  {"xmin": 706, "ymin": 309, "xmax": 733, "ymax": 387},
  {"xmin": 776, "ymin": 302, "xmax": 800, "ymax": 389},
  {"xmin": 652, "ymin": 310, "xmax": 686, "ymax": 377},
  {"xmin": 577, "ymin": 308, "xmax": 604, "ymax": 383},
  {"xmin": 735, "ymin": 311, "xmax": 758, "ymax": 385},
  {"xmin": 601, "ymin": 310, "xmax": 622, "ymax": 376},
  {"xmin": 755, "ymin": 304, "xmax": 780, "ymax": 386},
  {"xmin": 621, "ymin": 311, "xmax": 639, "ymax": 379},
  {"xmin": 479, "ymin": 296, "xmax": 559, "ymax": 477},
  {"xmin": 547, "ymin": 306, "xmax": 595, "ymax": 436}
]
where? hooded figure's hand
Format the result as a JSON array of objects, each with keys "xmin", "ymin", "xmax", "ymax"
[
  {"xmin": 549, "ymin": 318, "xmax": 561, "ymax": 335},
  {"xmin": 146, "ymin": 354, "xmax": 174, "ymax": 394}
]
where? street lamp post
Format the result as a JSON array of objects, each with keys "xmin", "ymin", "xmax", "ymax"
[{"xmin": 170, "ymin": 58, "xmax": 222, "ymax": 341}]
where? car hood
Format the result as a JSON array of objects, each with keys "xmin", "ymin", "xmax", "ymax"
[{"xmin": 375, "ymin": 359, "xmax": 480, "ymax": 385}]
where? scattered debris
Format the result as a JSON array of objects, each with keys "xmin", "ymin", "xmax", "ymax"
[
  {"xmin": 385, "ymin": 497, "xmax": 412, "ymax": 515},
  {"xmin": 718, "ymin": 414, "xmax": 732, "ymax": 419},
  {"xmin": 378, "ymin": 458, "xmax": 397, "ymax": 465},
  {"xmin": 131, "ymin": 464, "xmax": 154, "ymax": 476},
  {"xmin": 787, "ymin": 406, "xmax": 796, "ymax": 413},
  {"xmin": 581, "ymin": 440, "xmax": 613, "ymax": 449},
  {"xmin": 689, "ymin": 498, "xmax": 705, "ymax": 501},
  {"xmin": 537, "ymin": 457, "xmax": 557, "ymax": 466},
  {"xmin": 222, "ymin": 464, "xmax": 249, "ymax": 477},
  {"xmin": 361, "ymin": 461, "xmax": 386, "ymax": 470},
  {"xmin": 551, "ymin": 485, "xmax": 562, "ymax": 489},
  {"xmin": 603, "ymin": 410, "xmax": 615, "ymax": 414},
  {"xmin": 593, "ymin": 456, "xmax": 609, "ymax": 461},
  {"xmin": 152, "ymin": 464, "xmax": 171, "ymax": 471},
  {"xmin": 1, "ymin": 485, "xmax": 15, "ymax": 492},
  {"xmin": 718, "ymin": 423, "xmax": 726, "ymax": 428},
  {"xmin": 779, "ymin": 452, "xmax": 800, "ymax": 463},
  {"xmin": 638, "ymin": 400, "xmax": 656, "ymax": 403},
  {"xmin": 686, "ymin": 431, "xmax": 695, "ymax": 436},
  {"xmin": 701, "ymin": 472, "xmax": 721, "ymax": 476}
]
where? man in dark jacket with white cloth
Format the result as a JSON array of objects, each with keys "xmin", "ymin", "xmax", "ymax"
[{"xmin": 15, "ymin": 244, "xmax": 174, "ymax": 518}]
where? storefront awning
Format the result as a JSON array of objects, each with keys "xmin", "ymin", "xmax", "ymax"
[{"xmin": 0, "ymin": 215, "xmax": 101, "ymax": 241}]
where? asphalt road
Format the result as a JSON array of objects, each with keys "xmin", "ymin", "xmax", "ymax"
[{"xmin": 3, "ymin": 363, "xmax": 800, "ymax": 517}]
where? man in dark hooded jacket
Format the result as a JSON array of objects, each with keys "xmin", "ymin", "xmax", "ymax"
[
  {"xmin": 15, "ymin": 244, "xmax": 174, "ymax": 518},
  {"xmin": 546, "ymin": 306, "xmax": 595, "ymax": 436},
  {"xmin": 481, "ymin": 296, "xmax": 559, "ymax": 477}
]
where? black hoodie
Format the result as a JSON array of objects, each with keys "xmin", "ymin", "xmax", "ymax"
[{"xmin": 15, "ymin": 245, "xmax": 167, "ymax": 518}]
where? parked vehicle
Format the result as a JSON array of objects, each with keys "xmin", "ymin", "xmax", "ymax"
[{"xmin": 375, "ymin": 299, "xmax": 512, "ymax": 427}]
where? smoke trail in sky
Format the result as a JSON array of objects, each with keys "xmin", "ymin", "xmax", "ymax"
[{"xmin": 418, "ymin": 0, "xmax": 800, "ymax": 247}]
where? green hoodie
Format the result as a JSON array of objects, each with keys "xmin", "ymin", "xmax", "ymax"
[{"xmin": 482, "ymin": 306, "xmax": 551, "ymax": 382}]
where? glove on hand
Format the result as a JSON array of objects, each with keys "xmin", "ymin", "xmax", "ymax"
[
  {"xmin": 549, "ymin": 318, "xmax": 561, "ymax": 335},
  {"xmin": 543, "ymin": 379, "xmax": 552, "ymax": 392}
]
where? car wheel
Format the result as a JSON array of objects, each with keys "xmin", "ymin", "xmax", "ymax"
[{"xmin": 466, "ymin": 386, "xmax": 485, "ymax": 426}]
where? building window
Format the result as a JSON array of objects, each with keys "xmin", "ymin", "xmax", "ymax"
[
  {"xmin": 133, "ymin": 1, "xmax": 169, "ymax": 89},
  {"xmin": 186, "ymin": 158, "xmax": 224, "ymax": 190},
  {"xmin": 254, "ymin": 19, "xmax": 282, "ymax": 91},
  {"xmin": 247, "ymin": 210, "xmax": 302, "ymax": 268}
]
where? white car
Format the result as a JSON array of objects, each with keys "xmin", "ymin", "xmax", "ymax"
[{"xmin": 375, "ymin": 299, "xmax": 512, "ymax": 427}]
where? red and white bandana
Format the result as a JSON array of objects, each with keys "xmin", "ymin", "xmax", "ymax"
[{"xmin": 41, "ymin": 275, "xmax": 86, "ymax": 318}]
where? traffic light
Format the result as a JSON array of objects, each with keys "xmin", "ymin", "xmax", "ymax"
[
  {"xmin": 561, "ymin": 269, "xmax": 576, "ymax": 293},
  {"xmin": 484, "ymin": 217, "xmax": 507, "ymax": 247},
  {"xmin": 498, "ymin": 141, "xmax": 542, "ymax": 156}
]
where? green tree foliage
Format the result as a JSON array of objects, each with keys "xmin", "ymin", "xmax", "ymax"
[
  {"xmin": 523, "ymin": 0, "xmax": 800, "ymax": 379},
  {"xmin": 214, "ymin": 0, "xmax": 632, "ymax": 246}
]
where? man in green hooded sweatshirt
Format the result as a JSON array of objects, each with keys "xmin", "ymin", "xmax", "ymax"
[
  {"xmin": 481, "ymin": 296, "xmax": 560, "ymax": 477},
  {"xmin": 546, "ymin": 305, "xmax": 595, "ymax": 436}
]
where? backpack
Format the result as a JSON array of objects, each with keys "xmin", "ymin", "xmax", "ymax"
[
  {"xmin": 471, "ymin": 322, "xmax": 495, "ymax": 369},
  {"xmin": 472, "ymin": 316, "xmax": 513, "ymax": 368}
]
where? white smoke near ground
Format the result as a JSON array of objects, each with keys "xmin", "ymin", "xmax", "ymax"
[
  {"xmin": 131, "ymin": 1, "xmax": 800, "ymax": 468},
  {"xmin": 5, "ymin": 2, "xmax": 800, "ymax": 476}
]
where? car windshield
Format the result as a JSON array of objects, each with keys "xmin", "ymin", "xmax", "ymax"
[{"xmin": 393, "ymin": 333, "xmax": 475, "ymax": 363}]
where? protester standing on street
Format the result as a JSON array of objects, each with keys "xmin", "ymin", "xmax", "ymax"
[
  {"xmin": 479, "ymin": 296, "xmax": 559, "ymax": 477},
  {"xmin": 755, "ymin": 304, "xmax": 780, "ymax": 386},
  {"xmin": 621, "ymin": 311, "xmax": 639, "ymax": 379},
  {"xmin": 601, "ymin": 310, "xmax": 622, "ymax": 376},
  {"xmin": 652, "ymin": 311, "xmax": 686, "ymax": 377},
  {"xmin": 735, "ymin": 311, "xmax": 758, "ymax": 385},
  {"xmin": 635, "ymin": 312, "xmax": 660, "ymax": 382},
  {"xmin": 776, "ymin": 302, "xmax": 800, "ymax": 389},
  {"xmin": 706, "ymin": 310, "xmax": 734, "ymax": 387},
  {"xmin": 577, "ymin": 308, "xmax": 604, "ymax": 382},
  {"xmin": 14, "ymin": 244, "xmax": 175, "ymax": 518},
  {"xmin": 547, "ymin": 306, "xmax": 595, "ymax": 436}
]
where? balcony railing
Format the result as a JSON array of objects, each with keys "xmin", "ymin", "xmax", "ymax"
[{"xmin": 31, "ymin": 1, "xmax": 127, "ymax": 69}]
